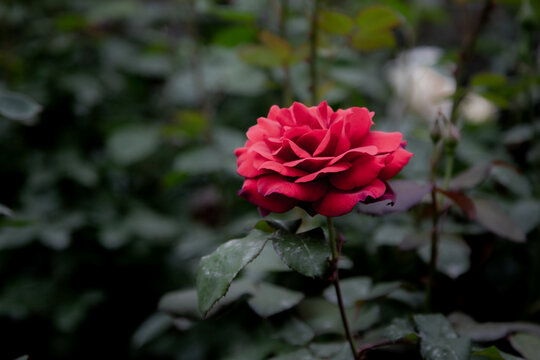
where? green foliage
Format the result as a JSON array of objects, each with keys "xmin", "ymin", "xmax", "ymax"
[{"xmin": 2, "ymin": 0, "xmax": 540, "ymax": 359}]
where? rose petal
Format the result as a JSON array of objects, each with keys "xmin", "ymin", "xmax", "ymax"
[
  {"xmin": 236, "ymin": 147, "xmax": 263, "ymax": 177},
  {"xmin": 239, "ymin": 179, "xmax": 296, "ymax": 213},
  {"xmin": 379, "ymin": 147, "xmax": 413, "ymax": 180},
  {"xmin": 258, "ymin": 161, "xmax": 309, "ymax": 177},
  {"xmin": 361, "ymin": 131, "xmax": 403, "ymax": 153},
  {"xmin": 297, "ymin": 129, "xmax": 327, "ymax": 155},
  {"xmin": 267, "ymin": 105, "xmax": 280, "ymax": 120},
  {"xmin": 292, "ymin": 102, "xmax": 321, "ymax": 129},
  {"xmin": 257, "ymin": 175, "xmax": 327, "ymax": 201},
  {"xmin": 329, "ymin": 155, "xmax": 387, "ymax": 190},
  {"xmin": 313, "ymin": 179, "xmax": 387, "ymax": 217},
  {"xmin": 295, "ymin": 162, "xmax": 352, "ymax": 183},
  {"xmin": 341, "ymin": 107, "xmax": 374, "ymax": 146},
  {"xmin": 272, "ymin": 139, "xmax": 312, "ymax": 160},
  {"xmin": 327, "ymin": 145, "xmax": 378, "ymax": 165},
  {"xmin": 284, "ymin": 157, "xmax": 333, "ymax": 172}
]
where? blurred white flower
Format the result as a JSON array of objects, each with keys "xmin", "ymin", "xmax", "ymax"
[{"xmin": 387, "ymin": 46, "xmax": 497, "ymax": 124}]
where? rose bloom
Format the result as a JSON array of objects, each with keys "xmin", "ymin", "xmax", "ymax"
[{"xmin": 235, "ymin": 101, "xmax": 413, "ymax": 217}]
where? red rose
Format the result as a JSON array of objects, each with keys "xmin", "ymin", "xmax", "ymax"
[{"xmin": 235, "ymin": 101, "xmax": 413, "ymax": 217}]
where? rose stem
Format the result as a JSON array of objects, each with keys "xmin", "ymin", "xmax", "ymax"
[
  {"xmin": 327, "ymin": 217, "xmax": 358, "ymax": 359},
  {"xmin": 279, "ymin": 0, "xmax": 292, "ymax": 106},
  {"xmin": 426, "ymin": 140, "xmax": 441, "ymax": 312},
  {"xmin": 426, "ymin": 0, "xmax": 494, "ymax": 311},
  {"xmin": 309, "ymin": 0, "xmax": 320, "ymax": 106}
]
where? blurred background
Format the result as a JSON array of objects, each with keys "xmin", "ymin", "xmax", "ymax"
[{"xmin": 1, "ymin": 0, "xmax": 539, "ymax": 359}]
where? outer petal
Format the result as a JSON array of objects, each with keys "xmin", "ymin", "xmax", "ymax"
[
  {"xmin": 329, "ymin": 155, "xmax": 387, "ymax": 190},
  {"xmin": 379, "ymin": 147, "xmax": 413, "ymax": 180},
  {"xmin": 292, "ymin": 102, "xmax": 321, "ymax": 129},
  {"xmin": 257, "ymin": 175, "xmax": 327, "ymax": 201},
  {"xmin": 239, "ymin": 179, "xmax": 297, "ymax": 213},
  {"xmin": 361, "ymin": 131, "xmax": 403, "ymax": 153},
  {"xmin": 236, "ymin": 147, "xmax": 264, "ymax": 177},
  {"xmin": 313, "ymin": 179, "xmax": 387, "ymax": 217}
]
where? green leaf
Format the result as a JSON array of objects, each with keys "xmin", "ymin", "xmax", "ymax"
[
  {"xmin": 420, "ymin": 337, "xmax": 471, "ymax": 360},
  {"xmin": 356, "ymin": 6, "xmax": 401, "ymax": 32},
  {"xmin": 275, "ymin": 317, "xmax": 315, "ymax": 346},
  {"xmin": 323, "ymin": 277, "xmax": 401, "ymax": 307},
  {"xmin": 0, "ymin": 92, "xmax": 42, "ymax": 123},
  {"xmin": 107, "ymin": 125, "xmax": 160, "ymax": 165},
  {"xmin": 414, "ymin": 314, "xmax": 471, "ymax": 360},
  {"xmin": 271, "ymin": 228, "xmax": 330, "ymax": 278},
  {"xmin": 309, "ymin": 342, "xmax": 353, "ymax": 360},
  {"xmin": 0, "ymin": 203, "xmax": 13, "ymax": 217},
  {"xmin": 132, "ymin": 313, "xmax": 172, "ymax": 348},
  {"xmin": 238, "ymin": 45, "xmax": 282, "ymax": 67},
  {"xmin": 383, "ymin": 317, "xmax": 418, "ymax": 342},
  {"xmin": 265, "ymin": 218, "xmax": 303, "ymax": 233},
  {"xmin": 510, "ymin": 333, "xmax": 540, "ymax": 360},
  {"xmin": 196, "ymin": 229, "xmax": 270, "ymax": 317},
  {"xmin": 414, "ymin": 314, "xmax": 458, "ymax": 338},
  {"xmin": 319, "ymin": 10, "xmax": 354, "ymax": 35},
  {"xmin": 351, "ymin": 29, "xmax": 395, "ymax": 51},
  {"xmin": 160, "ymin": 280, "xmax": 256, "ymax": 320},
  {"xmin": 473, "ymin": 198, "xmax": 526, "ymax": 242},
  {"xmin": 247, "ymin": 282, "xmax": 304, "ymax": 317},
  {"xmin": 212, "ymin": 25, "xmax": 256, "ymax": 47}
]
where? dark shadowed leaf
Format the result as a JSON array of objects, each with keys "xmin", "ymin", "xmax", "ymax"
[
  {"xmin": 271, "ymin": 228, "xmax": 330, "ymax": 278},
  {"xmin": 0, "ymin": 92, "xmax": 42, "ymax": 123},
  {"xmin": 510, "ymin": 200, "xmax": 540, "ymax": 234},
  {"xmin": 264, "ymin": 218, "xmax": 303, "ymax": 233},
  {"xmin": 437, "ymin": 188, "xmax": 477, "ymax": 220},
  {"xmin": 197, "ymin": 229, "xmax": 270, "ymax": 317},
  {"xmin": 132, "ymin": 313, "xmax": 172, "ymax": 348},
  {"xmin": 473, "ymin": 198, "xmax": 526, "ymax": 242},
  {"xmin": 510, "ymin": 333, "xmax": 540, "ymax": 360},
  {"xmin": 247, "ymin": 282, "xmax": 304, "ymax": 317},
  {"xmin": 450, "ymin": 163, "xmax": 492, "ymax": 190},
  {"xmin": 357, "ymin": 180, "xmax": 432, "ymax": 215},
  {"xmin": 319, "ymin": 10, "xmax": 354, "ymax": 35}
]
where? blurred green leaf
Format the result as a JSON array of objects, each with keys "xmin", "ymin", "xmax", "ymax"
[
  {"xmin": 319, "ymin": 10, "xmax": 354, "ymax": 35},
  {"xmin": 132, "ymin": 313, "xmax": 172, "ymax": 349},
  {"xmin": 259, "ymin": 31, "xmax": 292, "ymax": 61},
  {"xmin": 356, "ymin": 6, "xmax": 401, "ymax": 31},
  {"xmin": 414, "ymin": 314, "xmax": 458, "ymax": 339},
  {"xmin": 275, "ymin": 317, "xmax": 315, "ymax": 346},
  {"xmin": 351, "ymin": 30, "xmax": 395, "ymax": 51},
  {"xmin": 510, "ymin": 333, "xmax": 540, "ymax": 360},
  {"xmin": 450, "ymin": 163, "xmax": 492, "ymax": 191},
  {"xmin": 418, "ymin": 235, "xmax": 471, "ymax": 279},
  {"xmin": 271, "ymin": 228, "xmax": 330, "ymax": 278},
  {"xmin": 107, "ymin": 126, "xmax": 160, "ymax": 165},
  {"xmin": 248, "ymin": 282, "xmax": 304, "ymax": 317},
  {"xmin": 0, "ymin": 92, "xmax": 42, "ymax": 123},
  {"xmin": 415, "ymin": 314, "xmax": 471, "ymax": 360},
  {"xmin": 471, "ymin": 73, "xmax": 507, "ymax": 88},
  {"xmin": 0, "ymin": 203, "xmax": 13, "ymax": 217},
  {"xmin": 473, "ymin": 198, "xmax": 526, "ymax": 242},
  {"xmin": 213, "ymin": 25, "xmax": 257, "ymax": 47},
  {"xmin": 197, "ymin": 229, "xmax": 270, "ymax": 317},
  {"xmin": 323, "ymin": 277, "xmax": 401, "ymax": 307}
]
